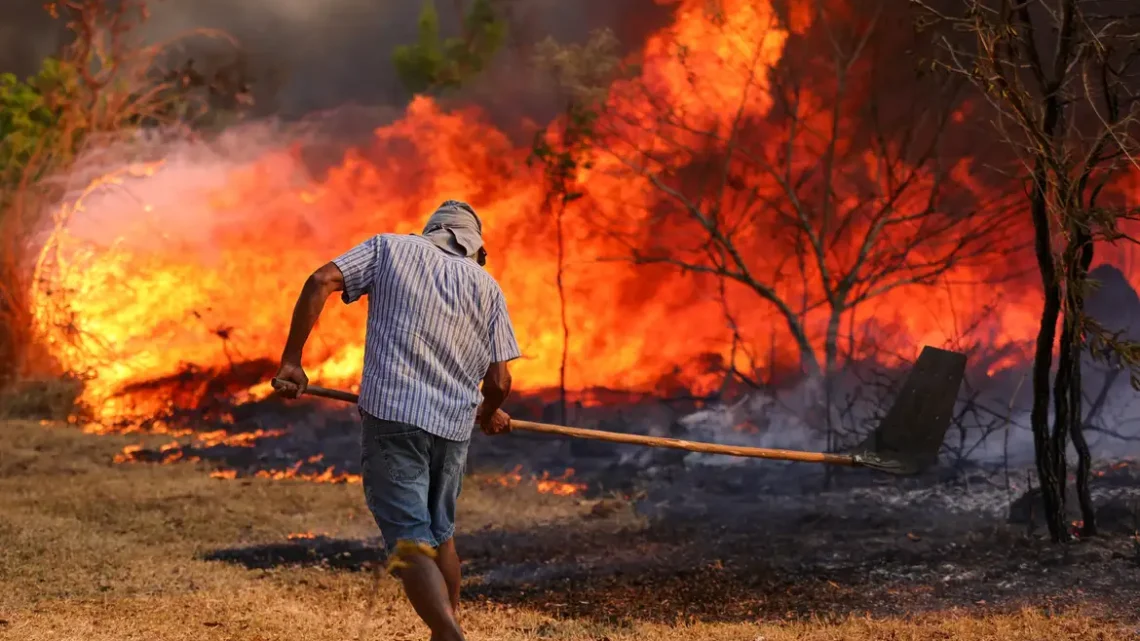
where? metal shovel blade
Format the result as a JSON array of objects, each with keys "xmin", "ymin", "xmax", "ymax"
[{"xmin": 849, "ymin": 346, "xmax": 968, "ymax": 475}]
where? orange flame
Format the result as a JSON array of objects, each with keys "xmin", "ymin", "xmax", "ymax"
[
  {"xmin": 253, "ymin": 461, "xmax": 362, "ymax": 484},
  {"xmin": 112, "ymin": 444, "xmax": 143, "ymax": 463},
  {"xmin": 534, "ymin": 469, "xmax": 588, "ymax": 496},
  {"xmin": 482, "ymin": 464, "xmax": 586, "ymax": 496},
  {"xmin": 111, "ymin": 427, "xmax": 286, "ymax": 463}
]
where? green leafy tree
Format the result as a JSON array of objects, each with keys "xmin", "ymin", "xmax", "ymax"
[
  {"xmin": 528, "ymin": 30, "xmax": 623, "ymax": 422},
  {"xmin": 392, "ymin": 0, "xmax": 507, "ymax": 94},
  {"xmin": 0, "ymin": 59, "xmax": 82, "ymax": 193}
]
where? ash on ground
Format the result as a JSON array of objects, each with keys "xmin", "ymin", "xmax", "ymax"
[{"xmin": 169, "ymin": 383, "xmax": 1140, "ymax": 624}]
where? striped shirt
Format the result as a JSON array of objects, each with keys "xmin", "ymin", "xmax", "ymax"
[{"xmin": 332, "ymin": 233, "xmax": 522, "ymax": 441}]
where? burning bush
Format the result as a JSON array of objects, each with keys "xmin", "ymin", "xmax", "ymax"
[{"xmin": 0, "ymin": 0, "xmax": 246, "ymax": 391}]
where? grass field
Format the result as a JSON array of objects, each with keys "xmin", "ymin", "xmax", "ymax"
[{"xmin": 1, "ymin": 418, "xmax": 1138, "ymax": 640}]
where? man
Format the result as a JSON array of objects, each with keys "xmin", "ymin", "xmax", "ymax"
[{"xmin": 272, "ymin": 200, "xmax": 521, "ymax": 641}]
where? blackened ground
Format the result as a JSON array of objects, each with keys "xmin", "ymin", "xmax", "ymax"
[
  {"xmin": 204, "ymin": 485, "xmax": 1140, "ymax": 625},
  {"xmin": 185, "ymin": 395, "xmax": 1140, "ymax": 626}
]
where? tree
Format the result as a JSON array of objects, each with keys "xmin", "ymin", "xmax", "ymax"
[
  {"xmin": 536, "ymin": 3, "xmax": 1012, "ymax": 413},
  {"xmin": 392, "ymin": 0, "xmax": 507, "ymax": 95},
  {"xmin": 912, "ymin": 0, "xmax": 1140, "ymax": 541},
  {"xmin": 529, "ymin": 31, "xmax": 622, "ymax": 423}
]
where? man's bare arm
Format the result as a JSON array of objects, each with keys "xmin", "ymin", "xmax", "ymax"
[
  {"xmin": 478, "ymin": 361, "xmax": 512, "ymax": 434},
  {"xmin": 281, "ymin": 262, "xmax": 344, "ymax": 365}
]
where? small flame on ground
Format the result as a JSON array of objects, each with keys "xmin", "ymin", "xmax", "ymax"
[
  {"xmin": 112, "ymin": 428, "xmax": 287, "ymax": 464},
  {"xmin": 1091, "ymin": 458, "xmax": 1134, "ymax": 477},
  {"xmin": 1070, "ymin": 519, "xmax": 1086, "ymax": 539},
  {"xmin": 113, "ymin": 444, "xmax": 143, "ymax": 463},
  {"xmin": 535, "ymin": 470, "xmax": 588, "ymax": 496},
  {"xmin": 109, "ymin": 426, "xmax": 364, "ymax": 484},
  {"xmin": 109, "ymin": 426, "xmax": 589, "ymax": 490},
  {"xmin": 482, "ymin": 465, "xmax": 587, "ymax": 496},
  {"xmin": 732, "ymin": 420, "xmax": 761, "ymax": 434},
  {"xmin": 253, "ymin": 460, "xmax": 362, "ymax": 484},
  {"xmin": 80, "ymin": 413, "xmax": 241, "ymax": 438}
]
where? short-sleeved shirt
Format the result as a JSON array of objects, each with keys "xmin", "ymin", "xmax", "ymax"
[{"xmin": 332, "ymin": 233, "xmax": 521, "ymax": 441}]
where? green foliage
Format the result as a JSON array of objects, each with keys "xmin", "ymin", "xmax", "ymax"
[
  {"xmin": 393, "ymin": 0, "xmax": 507, "ymax": 94},
  {"xmin": 532, "ymin": 30, "xmax": 623, "ymax": 106},
  {"xmin": 527, "ymin": 30, "xmax": 625, "ymax": 203},
  {"xmin": 0, "ymin": 58, "xmax": 81, "ymax": 186}
]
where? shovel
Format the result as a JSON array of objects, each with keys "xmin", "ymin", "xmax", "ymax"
[{"xmin": 272, "ymin": 346, "xmax": 966, "ymax": 475}]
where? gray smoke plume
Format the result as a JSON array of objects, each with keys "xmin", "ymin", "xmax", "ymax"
[{"xmin": 0, "ymin": 0, "xmax": 671, "ymax": 123}]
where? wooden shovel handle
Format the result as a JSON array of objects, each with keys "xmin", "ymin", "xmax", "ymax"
[
  {"xmin": 511, "ymin": 420, "xmax": 856, "ymax": 465},
  {"xmin": 277, "ymin": 382, "xmax": 857, "ymax": 466}
]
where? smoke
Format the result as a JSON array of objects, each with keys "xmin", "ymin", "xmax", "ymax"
[
  {"xmin": 0, "ymin": 4, "xmax": 66, "ymax": 77},
  {"xmin": 673, "ymin": 271, "xmax": 1140, "ymax": 472},
  {"xmin": 55, "ymin": 119, "xmax": 343, "ymax": 253},
  {"xmin": 1, "ymin": 0, "xmax": 672, "ymax": 124},
  {"xmin": 672, "ymin": 357, "xmax": 1140, "ymax": 473}
]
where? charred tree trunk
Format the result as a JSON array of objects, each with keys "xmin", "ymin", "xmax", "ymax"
[
  {"xmin": 1024, "ymin": 0, "xmax": 1074, "ymax": 540},
  {"xmin": 556, "ymin": 198, "xmax": 569, "ymax": 424},
  {"xmin": 1069, "ymin": 229, "xmax": 1097, "ymax": 537},
  {"xmin": 791, "ymin": 332, "xmax": 823, "ymax": 380},
  {"xmin": 1051, "ymin": 276, "xmax": 1075, "ymax": 535},
  {"xmin": 1052, "ymin": 223, "xmax": 1098, "ymax": 538},
  {"xmin": 822, "ymin": 307, "xmax": 843, "ymax": 488},
  {"xmin": 1029, "ymin": 159, "xmax": 1068, "ymax": 542},
  {"xmin": 824, "ymin": 310, "xmax": 843, "ymax": 392}
]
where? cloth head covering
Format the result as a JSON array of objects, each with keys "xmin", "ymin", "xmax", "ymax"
[{"xmin": 422, "ymin": 200, "xmax": 483, "ymax": 259}]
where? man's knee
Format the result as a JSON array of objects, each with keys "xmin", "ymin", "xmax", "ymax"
[
  {"xmin": 386, "ymin": 539, "xmax": 438, "ymax": 576},
  {"xmin": 436, "ymin": 537, "xmax": 456, "ymax": 555}
]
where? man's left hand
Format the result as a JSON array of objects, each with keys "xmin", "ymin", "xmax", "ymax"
[{"xmin": 480, "ymin": 408, "xmax": 511, "ymax": 435}]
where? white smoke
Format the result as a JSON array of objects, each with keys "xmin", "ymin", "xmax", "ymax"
[{"xmin": 674, "ymin": 359, "xmax": 1140, "ymax": 472}]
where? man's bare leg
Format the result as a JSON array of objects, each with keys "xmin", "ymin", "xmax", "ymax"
[
  {"xmin": 435, "ymin": 538, "xmax": 462, "ymax": 614},
  {"xmin": 394, "ymin": 551, "xmax": 465, "ymax": 641}
]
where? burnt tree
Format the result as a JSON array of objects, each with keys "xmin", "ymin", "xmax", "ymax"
[
  {"xmin": 913, "ymin": 0, "xmax": 1140, "ymax": 541},
  {"xmin": 535, "ymin": 1, "xmax": 1013, "ymax": 452}
]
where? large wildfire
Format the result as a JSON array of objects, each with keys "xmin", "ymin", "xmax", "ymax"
[{"xmin": 24, "ymin": 0, "xmax": 1140, "ymax": 485}]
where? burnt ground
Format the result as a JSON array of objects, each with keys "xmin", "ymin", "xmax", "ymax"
[
  {"xmin": 135, "ymin": 393, "xmax": 1140, "ymax": 627},
  {"xmin": 204, "ymin": 496, "xmax": 1140, "ymax": 626}
]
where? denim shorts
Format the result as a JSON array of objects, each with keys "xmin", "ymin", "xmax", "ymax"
[{"xmin": 359, "ymin": 411, "xmax": 470, "ymax": 554}]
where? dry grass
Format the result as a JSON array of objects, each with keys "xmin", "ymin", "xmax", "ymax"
[
  {"xmin": 0, "ymin": 376, "xmax": 84, "ymax": 420},
  {"xmin": 0, "ymin": 419, "xmax": 1137, "ymax": 641}
]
